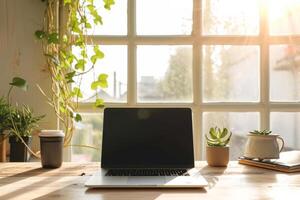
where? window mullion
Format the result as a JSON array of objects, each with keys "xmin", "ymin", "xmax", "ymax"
[
  {"xmin": 260, "ymin": 0, "xmax": 270, "ymax": 130},
  {"xmin": 127, "ymin": 0, "xmax": 137, "ymax": 105}
]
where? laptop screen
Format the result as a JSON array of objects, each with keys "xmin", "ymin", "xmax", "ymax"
[{"xmin": 101, "ymin": 108, "xmax": 194, "ymax": 168}]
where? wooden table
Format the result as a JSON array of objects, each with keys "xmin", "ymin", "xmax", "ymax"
[{"xmin": 0, "ymin": 162, "xmax": 299, "ymax": 200}]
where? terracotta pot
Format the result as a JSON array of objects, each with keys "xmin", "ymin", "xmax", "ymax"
[
  {"xmin": 206, "ymin": 146, "xmax": 229, "ymax": 167},
  {"xmin": 0, "ymin": 135, "xmax": 7, "ymax": 162}
]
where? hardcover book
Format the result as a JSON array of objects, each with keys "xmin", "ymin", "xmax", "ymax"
[{"xmin": 238, "ymin": 150, "xmax": 300, "ymax": 173}]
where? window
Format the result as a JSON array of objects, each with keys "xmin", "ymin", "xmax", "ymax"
[{"xmin": 72, "ymin": 0, "xmax": 300, "ymax": 161}]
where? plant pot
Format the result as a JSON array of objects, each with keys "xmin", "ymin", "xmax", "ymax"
[
  {"xmin": 0, "ymin": 134, "xmax": 7, "ymax": 162},
  {"xmin": 9, "ymin": 136, "xmax": 32, "ymax": 162},
  {"xmin": 244, "ymin": 133, "xmax": 284, "ymax": 159},
  {"xmin": 39, "ymin": 130, "xmax": 64, "ymax": 168},
  {"xmin": 206, "ymin": 146, "xmax": 229, "ymax": 167}
]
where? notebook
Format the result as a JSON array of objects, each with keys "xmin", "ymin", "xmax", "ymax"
[{"xmin": 238, "ymin": 151, "xmax": 300, "ymax": 173}]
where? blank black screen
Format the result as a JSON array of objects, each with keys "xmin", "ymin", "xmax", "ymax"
[{"xmin": 101, "ymin": 108, "xmax": 194, "ymax": 168}]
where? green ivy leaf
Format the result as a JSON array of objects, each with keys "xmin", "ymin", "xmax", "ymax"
[
  {"xmin": 47, "ymin": 33, "xmax": 59, "ymax": 44},
  {"xmin": 91, "ymin": 46, "xmax": 105, "ymax": 64},
  {"xmin": 72, "ymin": 87, "xmax": 83, "ymax": 98},
  {"xmin": 94, "ymin": 46, "xmax": 104, "ymax": 58},
  {"xmin": 75, "ymin": 59, "xmax": 86, "ymax": 71},
  {"xmin": 35, "ymin": 30, "xmax": 46, "ymax": 40},
  {"xmin": 90, "ymin": 74, "xmax": 108, "ymax": 90},
  {"xmin": 103, "ymin": 0, "xmax": 115, "ymax": 10},
  {"xmin": 85, "ymin": 22, "xmax": 92, "ymax": 29},
  {"xmin": 81, "ymin": 49, "xmax": 87, "ymax": 58},
  {"xmin": 65, "ymin": 71, "xmax": 76, "ymax": 83},
  {"xmin": 64, "ymin": 0, "xmax": 71, "ymax": 5},
  {"xmin": 87, "ymin": 4, "xmax": 103, "ymax": 25},
  {"xmin": 91, "ymin": 81, "xmax": 99, "ymax": 90},
  {"xmin": 74, "ymin": 113, "xmax": 82, "ymax": 122},
  {"xmin": 98, "ymin": 73, "xmax": 108, "ymax": 88},
  {"xmin": 95, "ymin": 98, "xmax": 104, "ymax": 108},
  {"xmin": 9, "ymin": 77, "xmax": 28, "ymax": 91}
]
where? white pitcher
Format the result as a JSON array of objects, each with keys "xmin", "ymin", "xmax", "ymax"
[{"xmin": 244, "ymin": 134, "xmax": 284, "ymax": 159}]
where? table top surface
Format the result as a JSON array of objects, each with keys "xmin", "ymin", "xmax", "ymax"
[{"xmin": 0, "ymin": 161, "xmax": 299, "ymax": 200}]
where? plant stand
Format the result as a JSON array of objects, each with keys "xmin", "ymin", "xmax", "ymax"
[
  {"xmin": 9, "ymin": 136, "xmax": 32, "ymax": 162},
  {"xmin": 0, "ymin": 135, "xmax": 7, "ymax": 162}
]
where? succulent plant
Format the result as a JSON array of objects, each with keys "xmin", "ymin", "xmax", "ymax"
[
  {"xmin": 206, "ymin": 127, "xmax": 232, "ymax": 147},
  {"xmin": 249, "ymin": 129, "xmax": 272, "ymax": 136}
]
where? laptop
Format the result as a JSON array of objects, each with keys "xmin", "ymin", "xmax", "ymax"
[{"xmin": 85, "ymin": 108, "xmax": 208, "ymax": 188}]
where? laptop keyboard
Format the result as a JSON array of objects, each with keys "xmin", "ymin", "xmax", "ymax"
[{"xmin": 105, "ymin": 168, "xmax": 189, "ymax": 176}]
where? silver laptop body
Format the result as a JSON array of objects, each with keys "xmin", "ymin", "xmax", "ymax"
[{"xmin": 85, "ymin": 108, "xmax": 208, "ymax": 188}]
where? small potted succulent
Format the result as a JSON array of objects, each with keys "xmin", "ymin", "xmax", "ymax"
[
  {"xmin": 244, "ymin": 129, "xmax": 284, "ymax": 160},
  {"xmin": 206, "ymin": 127, "xmax": 232, "ymax": 167}
]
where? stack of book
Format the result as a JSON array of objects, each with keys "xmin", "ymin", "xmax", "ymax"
[{"xmin": 239, "ymin": 151, "xmax": 300, "ymax": 173}]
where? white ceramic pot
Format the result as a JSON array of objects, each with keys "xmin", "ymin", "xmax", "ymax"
[{"xmin": 244, "ymin": 134, "xmax": 284, "ymax": 159}]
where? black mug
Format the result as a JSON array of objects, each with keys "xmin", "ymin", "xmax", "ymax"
[{"xmin": 39, "ymin": 130, "xmax": 64, "ymax": 168}]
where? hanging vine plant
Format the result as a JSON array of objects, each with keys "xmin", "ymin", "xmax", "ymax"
[{"xmin": 35, "ymin": 0, "xmax": 115, "ymax": 146}]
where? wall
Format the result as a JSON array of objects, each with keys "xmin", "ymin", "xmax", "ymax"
[{"xmin": 0, "ymin": 0, "xmax": 57, "ymax": 152}]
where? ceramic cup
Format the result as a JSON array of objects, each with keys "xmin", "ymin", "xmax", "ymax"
[
  {"xmin": 39, "ymin": 130, "xmax": 64, "ymax": 168},
  {"xmin": 244, "ymin": 134, "xmax": 284, "ymax": 159}
]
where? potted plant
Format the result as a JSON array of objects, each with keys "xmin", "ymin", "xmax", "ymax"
[
  {"xmin": 0, "ymin": 97, "xmax": 10, "ymax": 161},
  {"xmin": 8, "ymin": 105, "xmax": 44, "ymax": 162},
  {"xmin": 206, "ymin": 127, "xmax": 232, "ymax": 167},
  {"xmin": 244, "ymin": 129, "xmax": 284, "ymax": 160},
  {"xmin": 5, "ymin": 77, "xmax": 45, "ymax": 162}
]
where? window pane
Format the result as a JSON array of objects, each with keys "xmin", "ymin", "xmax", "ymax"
[
  {"xmin": 85, "ymin": 0, "xmax": 127, "ymax": 35},
  {"xmin": 72, "ymin": 113, "xmax": 103, "ymax": 162},
  {"xmin": 202, "ymin": 45, "xmax": 260, "ymax": 102},
  {"xmin": 271, "ymin": 112, "xmax": 300, "ymax": 150},
  {"xmin": 203, "ymin": 112, "xmax": 260, "ymax": 160},
  {"xmin": 270, "ymin": 45, "xmax": 300, "ymax": 102},
  {"xmin": 202, "ymin": 0, "xmax": 259, "ymax": 35},
  {"xmin": 136, "ymin": 0, "xmax": 193, "ymax": 35},
  {"xmin": 137, "ymin": 46, "xmax": 193, "ymax": 102},
  {"xmin": 269, "ymin": 0, "xmax": 300, "ymax": 35},
  {"xmin": 73, "ymin": 45, "xmax": 127, "ymax": 102}
]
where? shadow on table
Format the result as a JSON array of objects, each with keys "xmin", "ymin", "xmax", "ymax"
[
  {"xmin": 32, "ymin": 184, "xmax": 207, "ymax": 200},
  {"xmin": 0, "ymin": 168, "xmax": 49, "ymax": 185},
  {"xmin": 198, "ymin": 165, "xmax": 227, "ymax": 189}
]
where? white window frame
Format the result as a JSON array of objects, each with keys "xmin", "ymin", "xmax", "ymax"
[{"xmin": 73, "ymin": 0, "xmax": 300, "ymax": 161}]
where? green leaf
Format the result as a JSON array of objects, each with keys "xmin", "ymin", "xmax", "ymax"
[
  {"xmin": 90, "ymin": 74, "xmax": 108, "ymax": 90},
  {"xmin": 91, "ymin": 81, "xmax": 99, "ymax": 90},
  {"xmin": 9, "ymin": 77, "xmax": 28, "ymax": 91},
  {"xmin": 87, "ymin": 5, "xmax": 103, "ymax": 25},
  {"xmin": 72, "ymin": 87, "xmax": 83, "ymax": 98},
  {"xmin": 103, "ymin": 0, "xmax": 115, "ymax": 10},
  {"xmin": 91, "ymin": 46, "xmax": 105, "ymax": 64},
  {"xmin": 94, "ymin": 46, "xmax": 104, "ymax": 58},
  {"xmin": 95, "ymin": 98, "xmax": 104, "ymax": 108},
  {"xmin": 98, "ymin": 73, "xmax": 108, "ymax": 88},
  {"xmin": 75, "ymin": 38, "xmax": 84, "ymax": 47},
  {"xmin": 74, "ymin": 113, "xmax": 82, "ymax": 122},
  {"xmin": 220, "ymin": 128, "xmax": 228, "ymax": 138},
  {"xmin": 209, "ymin": 127, "xmax": 217, "ymax": 139},
  {"xmin": 47, "ymin": 33, "xmax": 59, "ymax": 44},
  {"xmin": 34, "ymin": 30, "xmax": 46, "ymax": 39},
  {"xmin": 81, "ymin": 49, "xmax": 87, "ymax": 58},
  {"xmin": 64, "ymin": 0, "xmax": 71, "ymax": 5},
  {"xmin": 65, "ymin": 71, "xmax": 76, "ymax": 83},
  {"xmin": 75, "ymin": 59, "xmax": 86, "ymax": 71}
]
